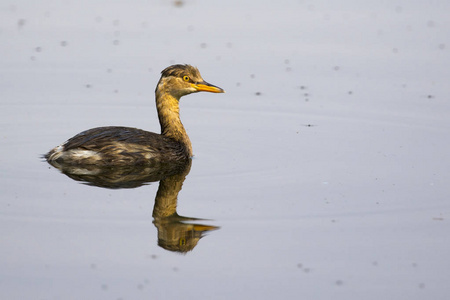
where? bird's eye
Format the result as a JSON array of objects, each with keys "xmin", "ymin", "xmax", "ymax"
[{"xmin": 183, "ymin": 75, "xmax": 190, "ymax": 82}]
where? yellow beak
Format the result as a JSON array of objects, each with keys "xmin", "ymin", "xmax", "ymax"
[
  {"xmin": 192, "ymin": 81, "xmax": 225, "ymax": 93},
  {"xmin": 192, "ymin": 224, "xmax": 220, "ymax": 231}
]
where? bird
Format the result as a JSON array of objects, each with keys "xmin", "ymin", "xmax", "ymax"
[{"xmin": 45, "ymin": 64, "xmax": 224, "ymax": 166}]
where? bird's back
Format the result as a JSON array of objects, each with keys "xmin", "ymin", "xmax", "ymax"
[{"xmin": 45, "ymin": 126, "xmax": 190, "ymax": 166}]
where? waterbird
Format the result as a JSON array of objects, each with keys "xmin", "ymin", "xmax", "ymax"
[{"xmin": 45, "ymin": 64, "xmax": 224, "ymax": 166}]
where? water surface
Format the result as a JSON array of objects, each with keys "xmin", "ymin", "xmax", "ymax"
[{"xmin": 1, "ymin": 1, "xmax": 450, "ymax": 299}]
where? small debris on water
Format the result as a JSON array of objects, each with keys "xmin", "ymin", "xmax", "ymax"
[
  {"xmin": 17, "ymin": 19, "xmax": 26, "ymax": 29},
  {"xmin": 173, "ymin": 0, "xmax": 184, "ymax": 7}
]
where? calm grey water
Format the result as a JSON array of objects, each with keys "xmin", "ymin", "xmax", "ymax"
[{"xmin": 1, "ymin": 1, "xmax": 450, "ymax": 299}]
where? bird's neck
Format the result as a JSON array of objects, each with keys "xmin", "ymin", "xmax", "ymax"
[{"xmin": 156, "ymin": 91, "xmax": 193, "ymax": 157}]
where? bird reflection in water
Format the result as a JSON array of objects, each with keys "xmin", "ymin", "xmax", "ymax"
[
  {"xmin": 151, "ymin": 160, "xmax": 218, "ymax": 252},
  {"xmin": 46, "ymin": 159, "xmax": 219, "ymax": 253}
]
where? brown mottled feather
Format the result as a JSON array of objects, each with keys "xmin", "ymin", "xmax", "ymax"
[{"xmin": 46, "ymin": 126, "xmax": 188, "ymax": 165}]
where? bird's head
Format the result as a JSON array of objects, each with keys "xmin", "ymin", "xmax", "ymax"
[{"xmin": 156, "ymin": 64, "xmax": 224, "ymax": 99}]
